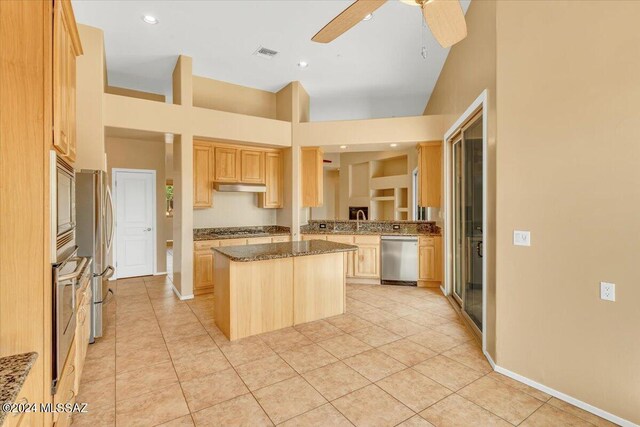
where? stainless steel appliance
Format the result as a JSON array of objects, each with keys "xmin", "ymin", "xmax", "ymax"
[
  {"xmin": 50, "ymin": 151, "xmax": 76, "ymax": 263},
  {"xmin": 52, "ymin": 248, "xmax": 91, "ymax": 393},
  {"xmin": 381, "ymin": 235, "xmax": 418, "ymax": 285},
  {"xmin": 76, "ymin": 170, "xmax": 115, "ymax": 342}
]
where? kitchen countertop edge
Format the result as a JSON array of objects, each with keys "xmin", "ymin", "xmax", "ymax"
[
  {"xmin": 0, "ymin": 352, "xmax": 38, "ymax": 423},
  {"xmin": 213, "ymin": 241, "xmax": 358, "ymax": 262}
]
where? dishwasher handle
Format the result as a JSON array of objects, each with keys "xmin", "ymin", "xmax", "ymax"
[{"xmin": 380, "ymin": 235, "xmax": 418, "ymax": 242}]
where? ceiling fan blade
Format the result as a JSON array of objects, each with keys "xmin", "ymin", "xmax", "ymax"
[
  {"xmin": 312, "ymin": 0, "xmax": 387, "ymax": 44},
  {"xmin": 422, "ymin": 0, "xmax": 467, "ymax": 48}
]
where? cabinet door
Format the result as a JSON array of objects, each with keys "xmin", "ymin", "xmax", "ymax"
[
  {"xmin": 326, "ymin": 235, "xmax": 355, "ymax": 277},
  {"xmin": 66, "ymin": 41, "xmax": 77, "ymax": 162},
  {"xmin": 301, "ymin": 147, "xmax": 323, "ymax": 207},
  {"xmin": 259, "ymin": 152, "xmax": 283, "ymax": 208},
  {"xmin": 271, "ymin": 235, "xmax": 291, "ymax": 243},
  {"xmin": 194, "ymin": 250, "xmax": 214, "ymax": 292},
  {"xmin": 215, "ymin": 147, "xmax": 240, "ymax": 182},
  {"xmin": 240, "ymin": 150, "xmax": 265, "ymax": 184},
  {"xmin": 418, "ymin": 142, "xmax": 442, "ymax": 208},
  {"xmin": 194, "ymin": 144, "xmax": 214, "ymax": 208},
  {"xmin": 53, "ymin": 1, "xmax": 70, "ymax": 157},
  {"xmin": 355, "ymin": 244, "xmax": 380, "ymax": 278},
  {"xmin": 419, "ymin": 245, "xmax": 436, "ymax": 281}
]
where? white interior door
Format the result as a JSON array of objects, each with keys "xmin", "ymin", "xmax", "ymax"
[{"xmin": 114, "ymin": 170, "xmax": 155, "ymax": 278}]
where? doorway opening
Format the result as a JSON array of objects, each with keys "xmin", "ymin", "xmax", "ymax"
[{"xmin": 112, "ymin": 169, "xmax": 157, "ymax": 279}]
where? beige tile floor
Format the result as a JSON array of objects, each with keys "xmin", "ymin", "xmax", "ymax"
[{"xmin": 71, "ymin": 276, "xmax": 617, "ymax": 427}]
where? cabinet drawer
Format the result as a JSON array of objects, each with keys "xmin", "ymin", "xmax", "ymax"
[
  {"xmin": 271, "ymin": 235, "xmax": 291, "ymax": 243},
  {"xmin": 301, "ymin": 234, "xmax": 327, "ymax": 241},
  {"xmin": 419, "ymin": 236, "xmax": 436, "ymax": 246},
  {"xmin": 246, "ymin": 237, "xmax": 272, "ymax": 245},
  {"xmin": 218, "ymin": 238, "xmax": 248, "ymax": 247},
  {"xmin": 354, "ymin": 235, "xmax": 380, "ymax": 245},
  {"xmin": 194, "ymin": 240, "xmax": 220, "ymax": 250},
  {"xmin": 54, "ymin": 339, "xmax": 76, "ymax": 425},
  {"xmin": 326, "ymin": 235, "xmax": 354, "ymax": 244}
]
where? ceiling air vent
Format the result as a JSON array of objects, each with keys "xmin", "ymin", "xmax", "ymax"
[{"xmin": 253, "ymin": 46, "xmax": 279, "ymax": 59}]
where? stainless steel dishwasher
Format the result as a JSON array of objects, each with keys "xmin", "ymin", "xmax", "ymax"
[{"xmin": 381, "ymin": 235, "xmax": 419, "ymax": 285}]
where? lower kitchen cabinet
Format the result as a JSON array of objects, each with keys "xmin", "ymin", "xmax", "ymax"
[
  {"xmin": 74, "ymin": 280, "xmax": 91, "ymax": 392},
  {"xmin": 54, "ymin": 338, "xmax": 76, "ymax": 427},
  {"xmin": 194, "ymin": 236, "xmax": 292, "ymax": 294},
  {"xmin": 418, "ymin": 236, "xmax": 443, "ymax": 286},
  {"xmin": 354, "ymin": 236, "xmax": 380, "ymax": 279},
  {"xmin": 326, "ymin": 235, "xmax": 355, "ymax": 278}
]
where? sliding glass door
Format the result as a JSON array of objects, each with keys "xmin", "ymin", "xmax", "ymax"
[{"xmin": 450, "ymin": 113, "xmax": 484, "ymax": 333}]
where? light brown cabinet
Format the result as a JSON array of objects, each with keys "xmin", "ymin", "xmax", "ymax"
[
  {"xmin": 214, "ymin": 147, "xmax": 240, "ymax": 182},
  {"xmin": 194, "ymin": 142, "xmax": 283, "ymax": 208},
  {"xmin": 240, "ymin": 150, "xmax": 265, "ymax": 184},
  {"xmin": 259, "ymin": 152, "xmax": 284, "ymax": 208},
  {"xmin": 418, "ymin": 236, "xmax": 443, "ymax": 285},
  {"xmin": 54, "ymin": 337, "xmax": 76, "ymax": 427},
  {"xmin": 301, "ymin": 147, "xmax": 323, "ymax": 207},
  {"xmin": 194, "ymin": 235, "xmax": 291, "ymax": 294},
  {"xmin": 417, "ymin": 141, "xmax": 442, "ymax": 208},
  {"xmin": 74, "ymin": 280, "xmax": 91, "ymax": 392},
  {"xmin": 53, "ymin": 0, "xmax": 82, "ymax": 164},
  {"xmin": 326, "ymin": 235, "xmax": 355, "ymax": 277},
  {"xmin": 193, "ymin": 142, "xmax": 215, "ymax": 208},
  {"xmin": 355, "ymin": 244, "xmax": 380, "ymax": 278}
]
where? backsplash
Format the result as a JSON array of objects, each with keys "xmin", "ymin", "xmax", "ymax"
[
  {"xmin": 194, "ymin": 225, "xmax": 290, "ymax": 240},
  {"xmin": 301, "ymin": 220, "xmax": 440, "ymax": 235}
]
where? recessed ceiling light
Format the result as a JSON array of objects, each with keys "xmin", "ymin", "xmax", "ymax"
[
  {"xmin": 363, "ymin": 13, "xmax": 373, "ymax": 21},
  {"xmin": 142, "ymin": 15, "xmax": 158, "ymax": 25},
  {"xmin": 340, "ymin": 145, "xmax": 347, "ymax": 149},
  {"xmin": 390, "ymin": 143, "xmax": 398, "ymax": 147},
  {"xmin": 297, "ymin": 61, "xmax": 309, "ymax": 69}
]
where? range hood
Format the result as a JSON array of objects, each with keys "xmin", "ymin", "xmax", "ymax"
[{"xmin": 214, "ymin": 183, "xmax": 266, "ymax": 193}]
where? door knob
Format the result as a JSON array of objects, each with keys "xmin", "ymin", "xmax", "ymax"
[{"xmin": 145, "ymin": 228, "xmax": 152, "ymax": 232}]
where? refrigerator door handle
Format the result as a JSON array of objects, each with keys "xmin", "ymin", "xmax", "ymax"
[
  {"xmin": 94, "ymin": 265, "xmax": 114, "ymax": 280},
  {"xmin": 105, "ymin": 186, "xmax": 115, "ymax": 254}
]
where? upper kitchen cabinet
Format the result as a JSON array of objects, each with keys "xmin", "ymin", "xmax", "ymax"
[
  {"xmin": 53, "ymin": 0, "xmax": 82, "ymax": 163},
  {"xmin": 240, "ymin": 149, "xmax": 265, "ymax": 184},
  {"xmin": 214, "ymin": 146, "xmax": 240, "ymax": 182},
  {"xmin": 417, "ymin": 141, "xmax": 442, "ymax": 208},
  {"xmin": 301, "ymin": 147, "xmax": 323, "ymax": 207},
  {"xmin": 259, "ymin": 151, "xmax": 284, "ymax": 208},
  {"xmin": 193, "ymin": 141, "xmax": 215, "ymax": 208}
]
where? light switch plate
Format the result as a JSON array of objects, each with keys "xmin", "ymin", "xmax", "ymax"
[
  {"xmin": 600, "ymin": 282, "xmax": 615, "ymax": 302},
  {"xmin": 513, "ymin": 230, "xmax": 531, "ymax": 246}
]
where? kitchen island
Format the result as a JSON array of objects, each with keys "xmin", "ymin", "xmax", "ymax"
[{"xmin": 213, "ymin": 240, "xmax": 357, "ymax": 341}]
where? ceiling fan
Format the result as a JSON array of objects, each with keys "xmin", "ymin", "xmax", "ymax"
[{"xmin": 312, "ymin": 0, "xmax": 467, "ymax": 48}]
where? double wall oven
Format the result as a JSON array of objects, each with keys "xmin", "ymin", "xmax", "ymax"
[{"xmin": 50, "ymin": 151, "xmax": 91, "ymax": 393}]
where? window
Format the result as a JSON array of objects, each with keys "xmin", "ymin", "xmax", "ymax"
[{"xmin": 166, "ymin": 180, "xmax": 174, "ymax": 217}]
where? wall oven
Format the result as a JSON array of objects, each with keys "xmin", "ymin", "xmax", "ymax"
[
  {"xmin": 51, "ymin": 151, "xmax": 76, "ymax": 263},
  {"xmin": 51, "ymin": 248, "xmax": 90, "ymax": 394}
]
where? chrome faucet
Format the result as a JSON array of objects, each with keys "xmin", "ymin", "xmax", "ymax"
[{"xmin": 356, "ymin": 209, "xmax": 367, "ymax": 231}]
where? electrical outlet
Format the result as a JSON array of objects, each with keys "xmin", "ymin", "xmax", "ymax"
[
  {"xmin": 319, "ymin": 223, "xmax": 327, "ymax": 229},
  {"xmin": 392, "ymin": 224, "xmax": 400, "ymax": 230},
  {"xmin": 513, "ymin": 230, "xmax": 531, "ymax": 246},
  {"xmin": 600, "ymin": 282, "xmax": 615, "ymax": 302}
]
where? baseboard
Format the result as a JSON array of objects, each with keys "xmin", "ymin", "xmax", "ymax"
[
  {"xmin": 483, "ymin": 350, "xmax": 496, "ymax": 370},
  {"xmin": 346, "ymin": 278, "xmax": 380, "ymax": 285},
  {"xmin": 170, "ymin": 283, "xmax": 194, "ymax": 301},
  {"xmin": 494, "ymin": 365, "xmax": 636, "ymax": 427},
  {"xmin": 154, "ymin": 271, "xmax": 167, "ymax": 276}
]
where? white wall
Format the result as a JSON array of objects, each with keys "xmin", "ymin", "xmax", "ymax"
[{"xmin": 193, "ymin": 192, "xmax": 277, "ymax": 228}]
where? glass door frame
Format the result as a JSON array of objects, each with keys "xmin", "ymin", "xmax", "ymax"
[{"xmin": 442, "ymin": 90, "xmax": 489, "ymax": 353}]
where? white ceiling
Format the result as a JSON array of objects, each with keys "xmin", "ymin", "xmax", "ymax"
[{"xmin": 72, "ymin": 0, "xmax": 470, "ymax": 122}]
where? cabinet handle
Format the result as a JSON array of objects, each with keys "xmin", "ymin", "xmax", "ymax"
[
  {"xmin": 67, "ymin": 364, "xmax": 75, "ymax": 376},
  {"xmin": 11, "ymin": 397, "xmax": 28, "ymax": 417}
]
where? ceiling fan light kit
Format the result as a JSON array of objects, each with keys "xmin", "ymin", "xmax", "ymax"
[{"xmin": 311, "ymin": 0, "xmax": 467, "ymax": 48}]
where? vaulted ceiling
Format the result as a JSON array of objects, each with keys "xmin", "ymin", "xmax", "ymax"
[{"xmin": 72, "ymin": 0, "xmax": 470, "ymax": 121}]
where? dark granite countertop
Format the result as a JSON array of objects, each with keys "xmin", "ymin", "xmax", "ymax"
[
  {"xmin": 194, "ymin": 226, "xmax": 290, "ymax": 241},
  {"xmin": 301, "ymin": 220, "xmax": 441, "ymax": 236},
  {"xmin": 0, "ymin": 352, "xmax": 38, "ymax": 424},
  {"xmin": 214, "ymin": 240, "xmax": 357, "ymax": 262}
]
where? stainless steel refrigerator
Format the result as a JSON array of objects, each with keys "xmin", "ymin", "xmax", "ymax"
[{"xmin": 76, "ymin": 170, "xmax": 115, "ymax": 342}]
